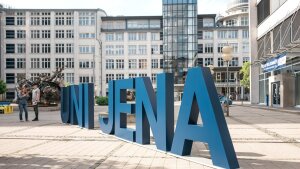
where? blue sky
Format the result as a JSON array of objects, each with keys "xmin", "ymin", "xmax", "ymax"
[{"xmin": 2, "ymin": 0, "xmax": 228, "ymax": 16}]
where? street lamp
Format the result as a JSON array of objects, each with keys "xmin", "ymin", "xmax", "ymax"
[{"xmin": 222, "ymin": 45, "xmax": 233, "ymax": 117}]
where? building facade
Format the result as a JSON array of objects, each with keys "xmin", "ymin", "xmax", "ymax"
[
  {"xmin": 0, "ymin": 9, "xmax": 106, "ymax": 99},
  {"xmin": 250, "ymin": 0, "xmax": 300, "ymax": 108}
]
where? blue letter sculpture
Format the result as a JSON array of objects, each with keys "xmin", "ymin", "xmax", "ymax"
[
  {"xmin": 61, "ymin": 86, "xmax": 70, "ymax": 124},
  {"xmin": 171, "ymin": 68, "xmax": 239, "ymax": 169},
  {"xmin": 114, "ymin": 79, "xmax": 136, "ymax": 142},
  {"xmin": 135, "ymin": 73, "xmax": 174, "ymax": 151}
]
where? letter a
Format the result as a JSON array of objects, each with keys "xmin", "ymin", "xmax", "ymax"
[{"xmin": 171, "ymin": 68, "xmax": 239, "ymax": 169}]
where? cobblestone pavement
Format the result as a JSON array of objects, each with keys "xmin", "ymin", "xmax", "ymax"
[{"xmin": 0, "ymin": 105, "xmax": 299, "ymax": 169}]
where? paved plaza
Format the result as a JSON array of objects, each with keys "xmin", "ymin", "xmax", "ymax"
[{"xmin": 0, "ymin": 105, "xmax": 300, "ymax": 169}]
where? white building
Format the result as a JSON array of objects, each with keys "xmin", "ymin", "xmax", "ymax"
[
  {"xmin": 0, "ymin": 9, "xmax": 106, "ymax": 99},
  {"xmin": 250, "ymin": 0, "xmax": 300, "ymax": 108}
]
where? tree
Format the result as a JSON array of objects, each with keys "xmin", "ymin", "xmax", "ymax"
[
  {"xmin": 0, "ymin": 80, "xmax": 7, "ymax": 101},
  {"xmin": 240, "ymin": 62, "xmax": 250, "ymax": 89}
]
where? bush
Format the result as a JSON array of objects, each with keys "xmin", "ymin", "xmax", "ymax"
[{"xmin": 96, "ymin": 96, "xmax": 108, "ymax": 105}]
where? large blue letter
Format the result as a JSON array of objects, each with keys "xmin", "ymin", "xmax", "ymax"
[
  {"xmin": 84, "ymin": 83, "xmax": 94, "ymax": 129},
  {"xmin": 114, "ymin": 79, "xmax": 136, "ymax": 142},
  {"xmin": 61, "ymin": 86, "xmax": 70, "ymax": 124},
  {"xmin": 135, "ymin": 73, "xmax": 174, "ymax": 151},
  {"xmin": 171, "ymin": 68, "xmax": 239, "ymax": 169},
  {"xmin": 70, "ymin": 84, "xmax": 83, "ymax": 126},
  {"xmin": 99, "ymin": 81, "xmax": 115, "ymax": 134}
]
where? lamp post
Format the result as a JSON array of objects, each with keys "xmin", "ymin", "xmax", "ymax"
[{"xmin": 222, "ymin": 45, "xmax": 233, "ymax": 117}]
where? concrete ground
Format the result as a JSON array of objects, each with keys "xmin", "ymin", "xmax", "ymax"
[{"xmin": 0, "ymin": 105, "xmax": 299, "ymax": 169}]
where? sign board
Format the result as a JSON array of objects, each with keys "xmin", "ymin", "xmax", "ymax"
[{"xmin": 262, "ymin": 53, "xmax": 287, "ymax": 72}]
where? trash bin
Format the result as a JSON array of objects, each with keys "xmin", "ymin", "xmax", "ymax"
[{"xmin": 266, "ymin": 94, "xmax": 269, "ymax": 107}]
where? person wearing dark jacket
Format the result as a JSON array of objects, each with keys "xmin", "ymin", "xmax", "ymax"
[{"xmin": 17, "ymin": 87, "xmax": 29, "ymax": 122}]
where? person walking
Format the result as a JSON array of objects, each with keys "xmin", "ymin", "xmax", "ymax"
[
  {"xmin": 18, "ymin": 86, "xmax": 29, "ymax": 122},
  {"xmin": 32, "ymin": 83, "xmax": 40, "ymax": 121}
]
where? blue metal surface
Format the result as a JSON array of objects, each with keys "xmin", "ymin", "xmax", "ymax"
[
  {"xmin": 70, "ymin": 85, "xmax": 83, "ymax": 126},
  {"xmin": 99, "ymin": 81, "xmax": 115, "ymax": 134},
  {"xmin": 114, "ymin": 79, "xmax": 136, "ymax": 142},
  {"xmin": 135, "ymin": 73, "xmax": 174, "ymax": 151},
  {"xmin": 170, "ymin": 68, "xmax": 239, "ymax": 169},
  {"xmin": 84, "ymin": 83, "xmax": 94, "ymax": 129},
  {"xmin": 60, "ymin": 87, "xmax": 70, "ymax": 124}
]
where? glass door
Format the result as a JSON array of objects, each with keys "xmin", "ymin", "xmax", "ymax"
[{"xmin": 272, "ymin": 81, "xmax": 280, "ymax": 106}]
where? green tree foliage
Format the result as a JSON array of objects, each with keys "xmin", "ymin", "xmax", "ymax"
[
  {"xmin": 96, "ymin": 96, "xmax": 108, "ymax": 105},
  {"xmin": 240, "ymin": 62, "xmax": 250, "ymax": 89},
  {"xmin": 0, "ymin": 80, "xmax": 7, "ymax": 101}
]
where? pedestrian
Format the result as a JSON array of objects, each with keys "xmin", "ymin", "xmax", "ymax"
[
  {"xmin": 18, "ymin": 86, "xmax": 29, "ymax": 122},
  {"xmin": 32, "ymin": 83, "xmax": 40, "ymax": 121}
]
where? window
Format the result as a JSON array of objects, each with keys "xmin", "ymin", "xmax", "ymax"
[
  {"xmin": 17, "ymin": 17, "xmax": 26, "ymax": 25},
  {"xmin": 116, "ymin": 33, "xmax": 124, "ymax": 41},
  {"xmin": 230, "ymin": 43, "xmax": 238, "ymax": 53},
  {"xmin": 56, "ymin": 44, "xmax": 65, "ymax": 53},
  {"xmin": 66, "ymin": 44, "xmax": 74, "ymax": 53},
  {"xmin": 203, "ymin": 31, "xmax": 213, "ymax": 39},
  {"xmin": 66, "ymin": 73, "xmax": 74, "ymax": 83},
  {"xmin": 127, "ymin": 20, "xmax": 149, "ymax": 29},
  {"xmin": 79, "ymin": 46, "xmax": 94, "ymax": 54},
  {"xmin": 106, "ymin": 33, "xmax": 114, "ymax": 41},
  {"xmin": 242, "ymin": 42, "xmax": 249, "ymax": 53},
  {"xmin": 66, "ymin": 58, "xmax": 74, "ymax": 68},
  {"xmin": 55, "ymin": 58, "xmax": 65, "ymax": 68},
  {"xmin": 198, "ymin": 44, "xmax": 203, "ymax": 53},
  {"xmin": 116, "ymin": 59, "xmax": 124, "ymax": 69},
  {"xmin": 218, "ymin": 30, "xmax": 227, "ymax": 39},
  {"xmin": 31, "ymin": 44, "xmax": 40, "ymax": 53},
  {"xmin": 151, "ymin": 59, "xmax": 158, "ymax": 69},
  {"xmin": 56, "ymin": 30, "xmax": 65, "ymax": 38},
  {"xmin": 106, "ymin": 59, "xmax": 114, "ymax": 69},
  {"xmin": 243, "ymin": 57, "xmax": 250, "ymax": 63},
  {"xmin": 17, "ymin": 58, "xmax": 26, "ymax": 68},
  {"xmin": 66, "ymin": 17, "xmax": 74, "ymax": 25},
  {"xmin": 139, "ymin": 59, "xmax": 147, "ymax": 69},
  {"xmin": 128, "ymin": 45, "xmax": 137, "ymax": 55},
  {"xmin": 203, "ymin": 18, "xmax": 214, "ymax": 27},
  {"xmin": 105, "ymin": 45, "xmax": 114, "ymax": 55},
  {"xmin": 204, "ymin": 58, "xmax": 213, "ymax": 66},
  {"xmin": 6, "ymin": 17, "xmax": 15, "ymax": 25},
  {"xmin": 42, "ymin": 30, "xmax": 51, "ymax": 38},
  {"xmin": 31, "ymin": 73, "xmax": 40, "ymax": 81},
  {"xmin": 31, "ymin": 58, "xmax": 40, "ymax": 68},
  {"xmin": 128, "ymin": 59, "xmax": 137, "ymax": 69},
  {"xmin": 198, "ymin": 30, "xmax": 203, "ymax": 39},
  {"xmin": 106, "ymin": 74, "xmax": 114, "ymax": 83},
  {"xmin": 116, "ymin": 74, "xmax": 124, "ymax": 80},
  {"xmin": 128, "ymin": 33, "xmax": 137, "ymax": 41},
  {"xmin": 79, "ymin": 33, "xmax": 95, "ymax": 39},
  {"xmin": 66, "ymin": 30, "xmax": 74, "ymax": 38},
  {"xmin": 151, "ymin": 74, "xmax": 157, "ymax": 83},
  {"xmin": 217, "ymin": 43, "xmax": 227, "ymax": 53},
  {"xmin": 6, "ymin": 58, "xmax": 15, "ymax": 69},
  {"xmin": 115, "ymin": 45, "xmax": 124, "ymax": 55},
  {"xmin": 17, "ymin": 30, "xmax": 26, "ymax": 38},
  {"xmin": 218, "ymin": 58, "xmax": 224, "ymax": 67},
  {"xmin": 41, "ymin": 17, "xmax": 51, "ymax": 25},
  {"xmin": 226, "ymin": 19, "xmax": 237, "ymax": 26},
  {"xmin": 17, "ymin": 44, "xmax": 26, "ymax": 53},
  {"xmin": 257, "ymin": 0, "xmax": 270, "ymax": 25},
  {"xmin": 31, "ymin": 30, "xmax": 40, "ymax": 38},
  {"xmin": 241, "ymin": 16, "xmax": 248, "ymax": 26},
  {"xmin": 41, "ymin": 58, "xmax": 50, "ymax": 68},
  {"xmin": 6, "ymin": 44, "xmax": 15, "ymax": 53},
  {"xmin": 242, "ymin": 30, "xmax": 249, "ymax": 39},
  {"xmin": 6, "ymin": 30, "xmax": 15, "ymax": 39},
  {"xmin": 204, "ymin": 43, "xmax": 213, "ymax": 53},
  {"xmin": 151, "ymin": 45, "xmax": 159, "ymax": 54},
  {"xmin": 229, "ymin": 57, "xmax": 239, "ymax": 67},
  {"xmin": 138, "ymin": 32, "xmax": 147, "ymax": 41},
  {"xmin": 79, "ymin": 76, "xmax": 90, "ymax": 83},
  {"xmin": 31, "ymin": 17, "xmax": 40, "ymax": 25},
  {"xmin": 79, "ymin": 12, "xmax": 95, "ymax": 26},
  {"xmin": 271, "ymin": 0, "xmax": 287, "ymax": 14},
  {"xmin": 79, "ymin": 60, "xmax": 90, "ymax": 69},
  {"xmin": 139, "ymin": 73, "xmax": 147, "ymax": 77},
  {"xmin": 129, "ymin": 74, "xmax": 137, "ymax": 78},
  {"xmin": 151, "ymin": 33, "xmax": 159, "ymax": 41},
  {"xmin": 138, "ymin": 45, "xmax": 147, "ymax": 55},
  {"xmin": 6, "ymin": 73, "xmax": 15, "ymax": 84},
  {"xmin": 227, "ymin": 30, "xmax": 238, "ymax": 39},
  {"xmin": 160, "ymin": 45, "xmax": 163, "ymax": 54},
  {"xmin": 55, "ymin": 17, "xmax": 64, "ymax": 25},
  {"xmin": 41, "ymin": 44, "xmax": 51, "ymax": 53},
  {"xmin": 196, "ymin": 58, "xmax": 203, "ymax": 67}
]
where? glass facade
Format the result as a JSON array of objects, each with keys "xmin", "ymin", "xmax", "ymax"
[
  {"xmin": 162, "ymin": 0, "xmax": 198, "ymax": 84},
  {"xmin": 296, "ymin": 73, "xmax": 300, "ymax": 106}
]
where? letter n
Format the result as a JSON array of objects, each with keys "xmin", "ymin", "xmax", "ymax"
[
  {"xmin": 83, "ymin": 83, "xmax": 94, "ymax": 129},
  {"xmin": 61, "ymin": 86, "xmax": 70, "ymax": 124},
  {"xmin": 135, "ymin": 73, "xmax": 174, "ymax": 151},
  {"xmin": 70, "ymin": 84, "xmax": 83, "ymax": 127},
  {"xmin": 171, "ymin": 68, "xmax": 239, "ymax": 169}
]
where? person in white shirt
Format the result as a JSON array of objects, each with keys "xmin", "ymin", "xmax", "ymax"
[{"xmin": 32, "ymin": 83, "xmax": 40, "ymax": 121}]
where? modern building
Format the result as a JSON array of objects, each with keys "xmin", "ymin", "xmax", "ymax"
[
  {"xmin": 250, "ymin": 0, "xmax": 300, "ymax": 108},
  {"xmin": 0, "ymin": 8, "xmax": 106, "ymax": 99}
]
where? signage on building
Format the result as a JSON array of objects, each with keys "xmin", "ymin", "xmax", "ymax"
[
  {"xmin": 61, "ymin": 68, "xmax": 239, "ymax": 169},
  {"xmin": 262, "ymin": 53, "xmax": 287, "ymax": 72}
]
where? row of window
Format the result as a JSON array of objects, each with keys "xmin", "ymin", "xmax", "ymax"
[
  {"xmin": 105, "ymin": 45, "xmax": 162, "ymax": 56},
  {"xmin": 197, "ymin": 29, "xmax": 249, "ymax": 39},
  {"xmin": 5, "ymin": 30, "xmax": 96, "ymax": 39},
  {"xmin": 105, "ymin": 59, "xmax": 164, "ymax": 70},
  {"xmin": 197, "ymin": 42, "xmax": 249, "ymax": 54},
  {"xmin": 105, "ymin": 32, "xmax": 162, "ymax": 41},
  {"xmin": 106, "ymin": 73, "xmax": 158, "ymax": 83},
  {"xmin": 196, "ymin": 57, "xmax": 249, "ymax": 67}
]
